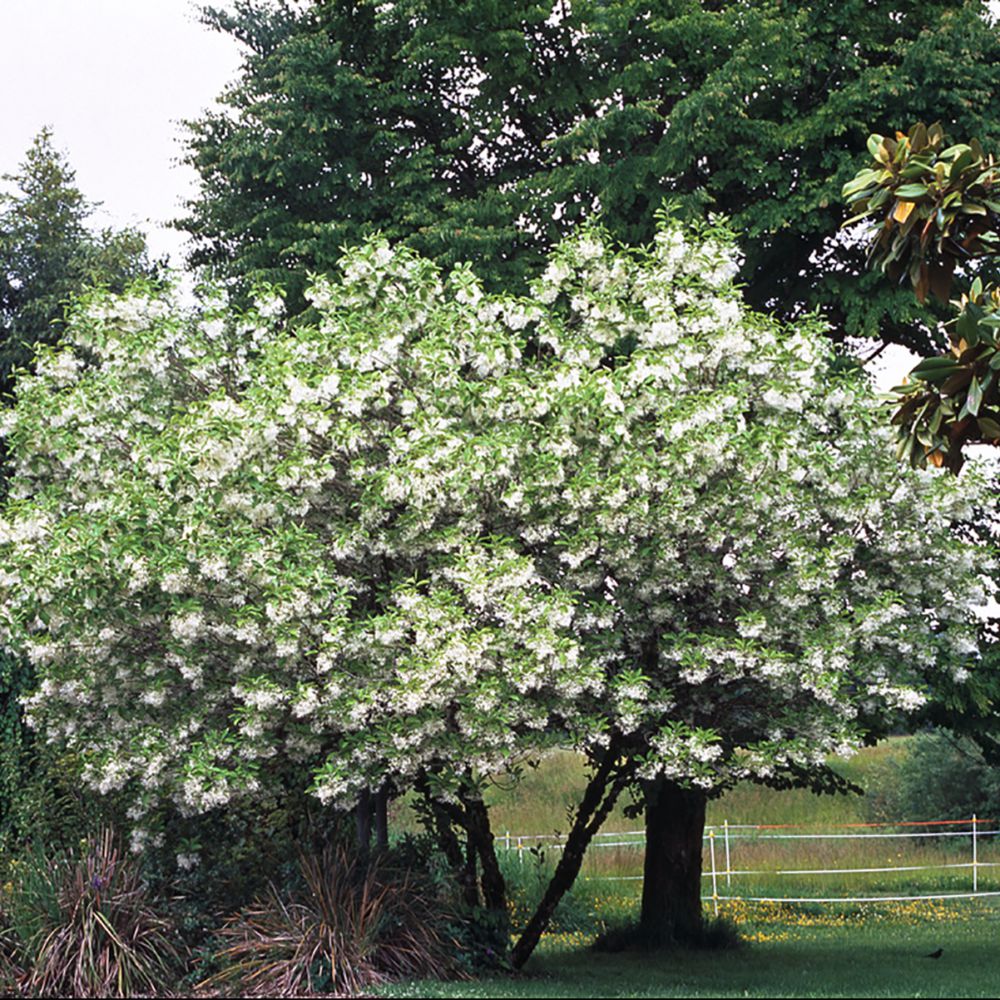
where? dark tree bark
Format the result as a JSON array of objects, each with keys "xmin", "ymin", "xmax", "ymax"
[
  {"xmin": 415, "ymin": 775, "xmax": 507, "ymax": 915},
  {"xmin": 416, "ymin": 779, "xmax": 480, "ymax": 908},
  {"xmin": 510, "ymin": 747, "xmax": 629, "ymax": 969},
  {"xmin": 374, "ymin": 785, "xmax": 389, "ymax": 850},
  {"xmin": 462, "ymin": 794, "xmax": 506, "ymax": 913},
  {"xmin": 640, "ymin": 778, "xmax": 707, "ymax": 945},
  {"xmin": 355, "ymin": 786, "xmax": 372, "ymax": 855}
]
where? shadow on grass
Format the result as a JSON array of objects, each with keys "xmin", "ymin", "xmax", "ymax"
[
  {"xmin": 375, "ymin": 917, "xmax": 997, "ymax": 998},
  {"xmin": 592, "ymin": 915, "xmax": 743, "ymax": 954}
]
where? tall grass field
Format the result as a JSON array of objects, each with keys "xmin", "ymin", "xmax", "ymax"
[{"xmin": 457, "ymin": 740, "xmax": 999, "ymax": 899}]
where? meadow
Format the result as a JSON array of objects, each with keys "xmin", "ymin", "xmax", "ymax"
[
  {"xmin": 401, "ymin": 741, "xmax": 999, "ymax": 900},
  {"xmin": 385, "ymin": 741, "xmax": 1000, "ymax": 998}
]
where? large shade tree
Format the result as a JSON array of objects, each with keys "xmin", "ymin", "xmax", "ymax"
[
  {"xmin": 180, "ymin": 0, "xmax": 1000, "ymax": 352},
  {"xmin": 0, "ymin": 219, "xmax": 988, "ymax": 961}
]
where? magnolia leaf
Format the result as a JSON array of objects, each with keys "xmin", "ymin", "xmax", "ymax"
[
  {"xmin": 941, "ymin": 369, "xmax": 974, "ymax": 396},
  {"xmin": 961, "ymin": 375, "xmax": 983, "ymax": 417},
  {"xmin": 894, "ymin": 184, "xmax": 929, "ymax": 199},
  {"xmin": 976, "ymin": 416, "xmax": 1000, "ymax": 439},
  {"xmin": 842, "ymin": 170, "xmax": 880, "ymax": 198},
  {"xmin": 957, "ymin": 308, "xmax": 982, "ymax": 347}
]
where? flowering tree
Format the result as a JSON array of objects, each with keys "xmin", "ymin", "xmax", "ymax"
[{"xmin": 0, "ymin": 219, "xmax": 988, "ymax": 963}]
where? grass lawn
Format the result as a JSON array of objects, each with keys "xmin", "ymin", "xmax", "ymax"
[{"xmin": 377, "ymin": 900, "xmax": 1000, "ymax": 998}]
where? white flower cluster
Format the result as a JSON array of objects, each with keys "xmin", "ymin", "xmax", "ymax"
[{"xmin": 0, "ymin": 220, "xmax": 988, "ymax": 826}]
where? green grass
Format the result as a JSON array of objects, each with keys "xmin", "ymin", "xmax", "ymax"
[
  {"xmin": 465, "ymin": 739, "xmax": 911, "ymax": 838},
  {"xmin": 382, "ymin": 742, "xmax": 1000, "ymax": 997},
  {"xmin": 377, "ymin": 900, "xmax": 1000, "ymax": 998}
]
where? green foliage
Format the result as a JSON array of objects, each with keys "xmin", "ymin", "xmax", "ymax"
[
  {"xmin": 0, "ymin": 650, "xmax": 31, "ymax": 836},
  {"xmin": 842, "ymin": 122, "xmax": 1000, "ymax": 475},
  {"xmin": 865, "ymin": 729, "xmax": 1000, "ymax": 824},
  {"xmin": 0, "ymin": 128, "xmax": 158, "ymax": 401},
  {"xmin": 502, "ymin": 848, "xmax": 604, "ymax": 937},
  {"xmin": 182, "ymin": 0, "xmax": 1000, "ymax": 352},
  {"xmin": 141, "ymin": 798, "xmax": 324, "ymax": 957},
  {"xmin": 0, "ymin": 648, "xmax": 109, "ymax": 863},
  {"xmin": 843, "ymin": 121, "xmax": 1000, "ymax": 304},
  {"xmin": 886, "ymin": 282, "xmax": 1000, "ymax": 472}
]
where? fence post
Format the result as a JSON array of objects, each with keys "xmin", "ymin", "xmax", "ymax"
[
  {"xmin": 709, "ymin": 830, "xmax": 719, "ymax": 916},
  {"xmin": 724, "ymin": 819, "xmax": 731, "ymax": 889},
  {"xmin": 505, "ymin": 830, "xmax": 510, "ymax": 852},
  {"xmin": 517, "ymin": 835, "xmax": 523, "ymax": 865},
  {"xmin": 972, "ymin": 814, "xmax": 979, "ymax": 894}
]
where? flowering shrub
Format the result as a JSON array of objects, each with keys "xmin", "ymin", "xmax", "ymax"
[{"xmin": 0, "ymin": 218, "xmax": 988, "ymax": 856}]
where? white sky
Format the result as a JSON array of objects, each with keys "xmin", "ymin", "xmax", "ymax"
[{"xmin": 0, "ymin": 0, "xmax": 243, "ymax": 268}]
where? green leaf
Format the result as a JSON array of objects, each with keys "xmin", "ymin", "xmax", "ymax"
[
  {"xmin": 951, "ymin": 149, "xmax": 976, "ymax": 175},
  {"xmin": 894, "ymin": 183, "xmax": 928, "ymax": 199},
  {"xmin": 965, "ymin": 375, "xmax": 983, "ymax": 417},
  {"xmin": 842, "ymin": 170, "xmax": 880, "ymax": 198},
  {"xmin": 957, "ymin": 307, "xmax": 981, "ymax": 347},
  {"xmin": 977, "ymin": 416, "xmax": 1000, "ymax": 438},
  {"xmin": 910, "ymin": 358, "xmax": 961, "ymax": 382}
]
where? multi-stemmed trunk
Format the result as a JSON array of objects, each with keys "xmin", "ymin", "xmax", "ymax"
[
  {"xmin": 417, "ymin": 747, "xmax": 631, "ymax": 970},
  {"xmin": 510, "ymin": 746, "xmax": 629, "ymax": 967}
]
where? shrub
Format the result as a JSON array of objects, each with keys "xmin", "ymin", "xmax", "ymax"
[
  {"xmin": 7, "ymin": 828, "xmax": 180, "ymax": 998},
  {"xmin": 864, "ymin": 729, "xmax": 1000, "ymax": 824},
  {"xmin": 142, "ymin": 795, "xmax": 328, "ymax": 958},
  {"xmin": 203, "ymin": 844, "xmax": 462, "ymax": 996},
  {"xmin": 0, "ymin": 651, "xmax": 111, "ymax": 864}
]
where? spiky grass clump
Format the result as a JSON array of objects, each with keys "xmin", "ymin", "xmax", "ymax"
[
  {"xmin": 204, "ymin": 845, "xmax": 462, "ymax": 997},
  {"xmin": 10, "ymin": 828, "xmax": 179, "ymax": 998}
]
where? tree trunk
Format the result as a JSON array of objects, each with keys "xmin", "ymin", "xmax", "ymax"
[
  {"xmin": 640, "ymin": 779, "xmax": 707, "ymax": 945},
  {"xmin": 510, "ymin": 749, "xmax": 628, "ymax": 969},
  {"xmin": 462, "ymin": 795, "xmax": 507, "ymax": 913},
  {"xmin": 416, "ymin": 779, "xmax": 480, "ymax": 908},
  {"xmin": 355, "ymin": 786, "xmax": 372, "ymax": 856},
  {"xmin": 374, "ymin": 786, "xmax": 389, "ymax": 850}
]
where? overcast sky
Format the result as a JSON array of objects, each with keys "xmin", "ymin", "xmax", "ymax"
[{"xmin": 1, "ymin": 0, "xmax": 243, "ymax": 267}]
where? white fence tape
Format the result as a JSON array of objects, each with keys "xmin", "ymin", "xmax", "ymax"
[{"xmin": 499, "ymin": 816, "xmax": 1000, "ymax": 907}]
